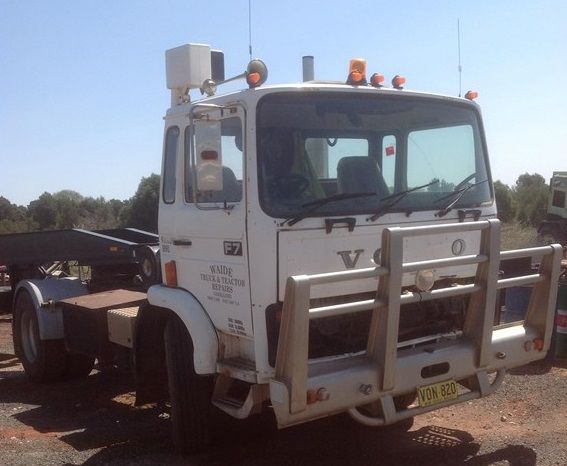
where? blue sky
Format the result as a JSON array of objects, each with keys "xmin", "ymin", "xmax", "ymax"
[{"xmin": 1, "ymin": 0, "xmax": 565, "ymax": 206}]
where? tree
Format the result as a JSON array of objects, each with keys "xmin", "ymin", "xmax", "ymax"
[
  {"xmin": 28, "ymin": 192, "xmax": 57, "ymax": 230},
  {"xmin": 0, "ymin": 197, "xmax": 31, "ymax": 233},
  {"xmin": 493, "ymin": 180, "xmax": 515, "ymax": 223},
  {"xmin": 121, "ymin": 174, "xmax": 160, "ymax": 233},
  {"xmin": 513, "ymin": 173, "xmax": 548, "ymax": 227}
]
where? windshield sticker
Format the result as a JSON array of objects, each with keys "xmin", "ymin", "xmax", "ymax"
[{"xmin": 385, "ymin": 145, "xmax": 396, "ymax": 156}]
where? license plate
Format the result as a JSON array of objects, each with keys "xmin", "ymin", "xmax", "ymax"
[{"xmin": 417, "ymin": 380, "xmax": 458, "ymax": 407}]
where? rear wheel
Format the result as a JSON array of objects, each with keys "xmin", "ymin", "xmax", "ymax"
[
  {"xmin": 164, "ymin": 314, "xmax": 214, "ymax": 453},
  {"xmin": 13, "ymin": 291, "xmax": 68, "ymax": 382}
]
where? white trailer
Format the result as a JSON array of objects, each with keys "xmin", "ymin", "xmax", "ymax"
[{"xmin": 3, "ymin": 43, "xmax": 562, "ymax": 453}]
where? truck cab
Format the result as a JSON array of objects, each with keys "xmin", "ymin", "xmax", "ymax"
[
  {"xmin": 157, "ymin": 44, "xmax": 496, "ymax": 380},
  {"xmin": 148, "ymin": 44, "xmax": 560, "ymax": 450}
]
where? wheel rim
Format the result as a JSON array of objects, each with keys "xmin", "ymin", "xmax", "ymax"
[{"xmin": 20, "ymin": 308, "xmax": 39, "ymax": 363}]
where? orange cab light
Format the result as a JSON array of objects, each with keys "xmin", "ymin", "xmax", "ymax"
[
  {"xmin": 465, "ymin": 90, "xmax": 479, "ymax": 100},
  {"xmin": 533, "ymin": 338, "xmax": 544, "ymax": 351},
  {"xmin": 246, "ymin": 72, "xmax": 261, "ymax": 86},
  {"xmin": 347, "ymin": 58, "xmax": 367, "ymax": 85},
  {"xmin": 370, "ymin": 73, "xmax": 385, "ymax": 87},
  {"xmin": 165, "ymin": 260, "xmax": 178, "ymax": 287},
  {"xmin": 306, "ymin": 389, "xmax": 318, "ymax": 405},
  {"xmin": 392, "ymin": 75, "xmax": 406, "ymax": 89},
  {"xmin": 246, "ymin": 59, "xmax": 268, "ymax": 88}
]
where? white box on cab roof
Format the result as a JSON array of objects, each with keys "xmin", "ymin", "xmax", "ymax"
[{"xmin": 166, "ymin": 43, "xmax": 211, "ymax": 90}]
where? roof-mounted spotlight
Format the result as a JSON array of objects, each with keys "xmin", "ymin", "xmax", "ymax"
[{"xmin": 200, "ymin": 78, "xmax": 217, "ymax": 97}]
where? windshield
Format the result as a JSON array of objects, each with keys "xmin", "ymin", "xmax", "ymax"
[{"xmin": 257, "ymin": 92, "xmax": 492, "ymax": 219}]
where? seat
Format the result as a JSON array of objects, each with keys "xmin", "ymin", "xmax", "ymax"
[{"xmin": 337, "ymin": 156, "xmax": 390, "ymax": 198}]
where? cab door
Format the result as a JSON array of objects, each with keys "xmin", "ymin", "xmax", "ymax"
[{"xmin": 159, "ymin": 106, "xmax": 252, "ymax": 338}]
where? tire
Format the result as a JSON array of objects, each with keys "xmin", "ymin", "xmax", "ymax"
[
  {"xmin": 164, "ymin": 314, "xmax": 214, "ymax": 453},
  {"xmin": 136, "ymin": 246, "xmax": 161, "ymax": 288},
  {"xmin": 13, "ymin": 290, "xmax": 68, "ymax": 383},
  {"xmin": 394, "ymin": 391, "xmax": 417, "ymax": 410}
]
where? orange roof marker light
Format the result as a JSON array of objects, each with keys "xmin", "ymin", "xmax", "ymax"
[
  {"xmin": 465, "ymin": 90, "xmax": 479, "ymax": 100},
  {"xmin": 246, "ymin": 59, "xmax": 268, "ymax": 88},
  {"xmin": 392, "ymin": 75, "xmax": 406, "ymax": 89},
  {"xmin": 347, "ymin": 58, "xmax": 367, "ymax": 85},
  {"xmin": 370, "ymin": 73, "xmax": 385, "ymax": 88}
]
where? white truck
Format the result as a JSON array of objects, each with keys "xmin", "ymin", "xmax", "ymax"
[
  {"xmin": 538, "ymin": 171, "xmax": 567, "ymax": 245},
  {"xmin": 0, "ymin": 43, "xmax": 562, "ymax": 453}
]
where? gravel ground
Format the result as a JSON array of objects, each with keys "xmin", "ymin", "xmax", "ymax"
[{"xmin": 1, "ymin": 310, "xmax": 566, "ymax": 466}]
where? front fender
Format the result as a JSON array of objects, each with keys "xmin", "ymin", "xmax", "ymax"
[
  {"xmin": 14, "ymin": 278, "xmax": 88, "ymax": 340},
  {"xmin": 147, "ymin": 285, "xmax": 219, "ymax": 374}
]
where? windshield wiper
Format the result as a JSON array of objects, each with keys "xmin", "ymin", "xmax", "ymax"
[
  {"xmin": 435, "ymin": 179, "xmax": 488, "ymax": 217},
  {"xmin": 282, "ymin": 192, "xmax": 378, "ymax": 227},
  {"xmin": 366, "ymin": 179, "xmax": 439, "ymax": 222}
]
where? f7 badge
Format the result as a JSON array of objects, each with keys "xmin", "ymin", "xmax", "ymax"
[{"xmin": 224, "ymin": 241, "xmax": 242, "ymax": 256}]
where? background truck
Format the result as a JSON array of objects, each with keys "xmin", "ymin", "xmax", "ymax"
[
  {"xmin": 0, "ymin": 43, "xmax": 562, "ymax": 453},
  {"xmin": 538, "ymin": 171, "xmax": 567, "ymax": 245}
]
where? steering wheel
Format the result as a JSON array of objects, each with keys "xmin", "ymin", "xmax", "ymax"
[{"xmin": 270, "ymin": 174, "xmax": 310, "ymax": 198}]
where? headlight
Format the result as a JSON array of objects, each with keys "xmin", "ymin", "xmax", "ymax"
[{"xmin": 415, "ymin": 269, "xmax": 435, "ymax": 292}]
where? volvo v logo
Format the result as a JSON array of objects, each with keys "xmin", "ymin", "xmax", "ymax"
[{"xmin": 337, "ymin": 249, "xmax": 364, "ymax": 269}]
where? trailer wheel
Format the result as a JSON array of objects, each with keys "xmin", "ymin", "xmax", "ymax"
[
  {"xmin": 136, "ymin": 246, "xmax": 161, "ymax": 288},
  {"xmin": 13, "ymin": 290, "xmax": 67, "ymax": 382},
  {"xmin": 164, "ymin": 314, "xmax": 214, "ymax": 453}
]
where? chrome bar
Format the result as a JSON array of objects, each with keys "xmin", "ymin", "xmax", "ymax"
[
  {"xmin": 308, "ymin": 266, "xmax": 387, "ymax": 286},
  {"xmin": 402, "ymin": 254, "xmax": 487, "ymax": 273},
  {"xmin": 400, "ymin": 284, "xmax": 480, "ymax": 305},
  {"xmin": 497, "ymin": 274, "xmax": 545, "ymax": 290},
  {"xmin": 309, "ymin": 299, "xmax": 381, "ymax": 320},
  {"xmin": 389, "ymin": 220, "xmax": 490, "ymax": 238},
  {"xmin": 500, "ymin": 246, "xmax": 556, "ymax": 261}
]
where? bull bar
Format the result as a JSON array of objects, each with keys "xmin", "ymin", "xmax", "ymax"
[{"xmin": 269, "ymin": 219, "xmax": 562, "ymax": 428}]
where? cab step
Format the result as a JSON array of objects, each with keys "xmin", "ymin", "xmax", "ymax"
[{"xmin": 211, "ymin": 374, "xmax": 269, "ymax": 419}]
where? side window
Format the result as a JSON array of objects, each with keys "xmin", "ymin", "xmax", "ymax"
[
  {"xmin": 185, "ymin": 117, "xmax": 243, "ymax": 203},
  {"xmin": 552, "ymin": 189, "xmax": 566, "ymax": 208},
  {"xmin": 305, "ymin": 137, "xmax": 369, "ymax": 179},
  {"xmin": 184, "ymin": 127, "xmax": 193, "ymax": 201},
  {"xmin": 163, "ymin": 126, "xmax": 179, "ymax": 204},
  {"xmin": 380, "ymin": 135, "xmax": 396, "ymax": 191},
  {"xmin": 326, "ymin": 138, "xmax": 369, "ymax": 179},
  {"xmin": 217, "ymin": 117, "xmax": 243, "ymax": 202}
]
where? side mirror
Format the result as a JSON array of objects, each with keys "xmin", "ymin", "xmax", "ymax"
[{"xmin": 194, "ymin": 119, "xmax": 223, "ymax": 192}]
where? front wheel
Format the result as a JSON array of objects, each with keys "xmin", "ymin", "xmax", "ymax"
[
  {"xmin": 13, "ymin": 290, "xmax": 68, "ymax": 382},
  {"xmin": 164, "ymin": 315, "xmax": 214, "ymax": 453}
]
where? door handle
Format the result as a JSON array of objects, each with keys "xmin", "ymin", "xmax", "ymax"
[{"xmin": 173, "ymin": 239, "xmax": 192, "ymax": 246}]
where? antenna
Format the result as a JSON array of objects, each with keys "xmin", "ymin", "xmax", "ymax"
[
  {"xmin": 457, "ymin": 18, "xmax": 462, "ymax": 97},
  {"xmin": 248, "ymin": 0, "xmax": 253, "ymax": 60}
]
